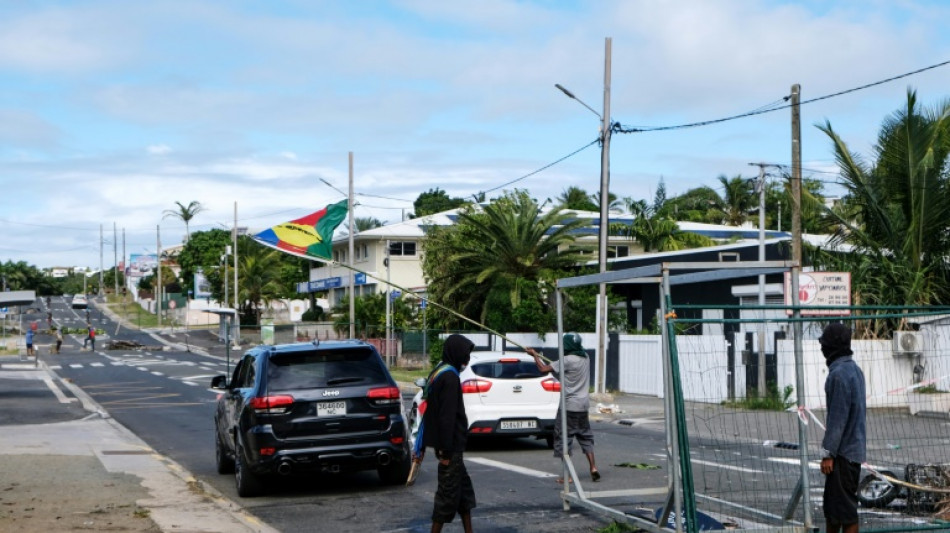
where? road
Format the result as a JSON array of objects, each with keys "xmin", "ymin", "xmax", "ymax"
[{"xmin": 30, "ymin": 296, "xmax": 821, "ymax": 532}]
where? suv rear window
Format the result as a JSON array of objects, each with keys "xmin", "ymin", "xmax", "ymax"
[
  {"xmin": 266, "ymin": 348, "xmax": 389, "ymax": 390},
  {"xmin": 470, "ymin": 360, "xmax": 543, "ymax": 380}
]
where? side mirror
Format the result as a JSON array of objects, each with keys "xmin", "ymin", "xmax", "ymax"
[
  {"xmin": 414, "ymin": 377, "xmax": 426, "ymax": 388},
  {"xmin": 211, "ymin": 375, "xmax": 228, "ymax": 389}
]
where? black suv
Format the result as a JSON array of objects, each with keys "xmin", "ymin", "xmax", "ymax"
[{"xmin": 211, "ymin": 340, "xmax": 411, "ymax": 497}]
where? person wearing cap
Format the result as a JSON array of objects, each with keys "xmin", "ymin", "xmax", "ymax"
[
  {"xmin": 529, "ymin": 333, "xmax": 600, "ymax": 483},
  {"xmin": 818, "ymin": 322, "xmax": 866, "ymax": 533}
]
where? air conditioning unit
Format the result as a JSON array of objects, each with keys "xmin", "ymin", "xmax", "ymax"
[{"xmin": 893, "ymin": 331, "xmax": 923, "ymax": 355}]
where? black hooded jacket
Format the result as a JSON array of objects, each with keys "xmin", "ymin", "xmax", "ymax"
[{"xmin": 422, "ymin": 334, "xmax": 474, "ymax": 454}]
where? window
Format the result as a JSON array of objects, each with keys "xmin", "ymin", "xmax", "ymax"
[
  {"xmin": 607, "ymin": 245, "xmax": 629, "ymax": 259},
  {"xmin": 388, "ymin": 241, "xmax": 416, "ymax": 256}
]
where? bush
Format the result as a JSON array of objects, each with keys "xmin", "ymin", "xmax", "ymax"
[
  {"xmin": 428, "ymin": 336, "xmax": 445, "ymax": 369},
  {"xmin": 723, "ymin": 382, "xmax": 795, "ymax": 411},
  {"xmin": 301, "ymin": 306, "xmax": 323, "ymax": 322}
]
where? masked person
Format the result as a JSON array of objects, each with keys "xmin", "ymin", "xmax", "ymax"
[
  {"xmin": 529, "ymin": 333, "xmax": 600, "ymax": 483},
  {"xmin": 422, "ymin": 334, "xmax": 476, "ymax": 533},
  {"xmin": 819, "ymin": 323, "xmax": 866, "ymax": 533}
]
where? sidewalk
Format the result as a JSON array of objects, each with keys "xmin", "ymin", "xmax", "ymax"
[{"xmin": 0, "ymin": 352, "xmax": 277, "ymax": 533}]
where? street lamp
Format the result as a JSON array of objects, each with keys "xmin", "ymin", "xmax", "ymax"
[{"xmin": 555, "ymin": 37, "xmax": 612, "ymax": 394}]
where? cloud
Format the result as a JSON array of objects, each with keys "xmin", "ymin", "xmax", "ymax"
[{"xmin": 147, "ymin": 144, "xmax": 172, "ymax": 155}]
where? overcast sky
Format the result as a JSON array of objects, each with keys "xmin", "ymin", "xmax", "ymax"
[{"xmin": 2, "ymin": 0, "xmax": 949, "ymax": 269}]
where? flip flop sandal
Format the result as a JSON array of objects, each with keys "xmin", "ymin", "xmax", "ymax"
[{"xmin": 591, "ymin": 470, "xmax": 601, "ymax": 482}]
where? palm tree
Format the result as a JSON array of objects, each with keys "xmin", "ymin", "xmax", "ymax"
[
  {"xmin": 354, "ymin": 217, "xmax": 384, "ymax": 233},
  {"xmin": 238, "ymin": 241, "xmax": 283, "ymax": 325},
  {"xmin": 163, "ymin": 201, "xmax": 205, "ymax": 242},
  {"xmin": 425, "ymin": 190, "xmax": 592, "ymax": 326},
  {"xmin": 712, "ymin": 175, "xmax": 756, "ymax": 226},
  {"xmin": 816, "ymin": 89, "xmax": 950, "ymax": 309},
  {"xmin": 557, "ymin": 186, "xmax": 597, "ymax": 211}
]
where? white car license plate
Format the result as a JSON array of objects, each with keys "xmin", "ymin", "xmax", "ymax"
[
  {"xmin": 500, "ymin": 420, "xmax": 536, "ymax": 430},
  {"xmin": 317, "ymin": 401, "xmax": 346, "ymax": 416}
]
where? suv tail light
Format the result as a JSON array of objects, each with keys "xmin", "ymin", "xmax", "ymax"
[
  {"xmin": 498, "ymin": 358, "xmax": 520, "ymax": 363},
  {"xmin": 248, "ymin": 395, "xmax": 294, "ymax": 414},
  {"xmin": 462, "ymin": 379, "xmax": 492, "ymax": 394},
  {"xmin": 367, "ymin": 386, "xmax": 401, "ymax": 405},
  {"xmin": 541, "ymin": 378, "xmax": 561, "ymax": 392}
]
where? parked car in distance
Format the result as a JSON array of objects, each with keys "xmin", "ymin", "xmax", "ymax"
[
  {"xmin": 211, "ymin": 339, "xmax": 411, "ymax": 497},
  {"xmin": 71, "ymin": 294, "xmax": 88, "ymax": 309},
  {"xmin": 409, "ymin": 351, "xmax": 560, "ymax": 449}
]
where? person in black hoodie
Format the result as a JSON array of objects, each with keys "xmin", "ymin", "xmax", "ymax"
[{"xmin": 422, "ymin": 334, "xmax": 476, "ymax": 533}]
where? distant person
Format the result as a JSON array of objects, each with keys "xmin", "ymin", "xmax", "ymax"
[
  {"xmin": 83, "ymin": 324, "xmax": 96, "ymax": 351},
  {"xmin": 529, "ymin": 333, "xmax": 600, "ymax": 483},
  {"xmin": 422, "ymin": 334, "xmax": 477, "ymax": 533},
  {"xmin": 54, "ymin": 327, "xmax": 63, "ymax": 354},
  {"xmin": 25, "ymin": 327, "xmax": 34, "ymax": 357},
  {"xmin": 819, "ymin": 323, "xmax": 866, "ymax": 533}
]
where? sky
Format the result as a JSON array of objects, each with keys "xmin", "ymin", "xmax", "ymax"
[{"xmin": 1, "ymin": 0, "xmax": 949, "ymax": 270}]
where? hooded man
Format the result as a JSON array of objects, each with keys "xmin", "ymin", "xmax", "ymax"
[
  {"xmin": 422, "ymin": 334, "xmax": 476, "ymax": 533},
  {"xmin": 819, "ymin": 323, "xmax": 866, "ymax": 533},
  {"xmin": 529, "ymin": 333, "xmax": 600, "ymax": 483}
]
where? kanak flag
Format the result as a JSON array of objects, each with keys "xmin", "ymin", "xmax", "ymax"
[{"xmin": 252, "ymin": 200, "xmax": 348, "ymax": 261}]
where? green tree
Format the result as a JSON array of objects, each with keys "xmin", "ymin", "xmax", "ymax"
[
  {"xmin": 815, "ymin": 89, "xmax": 950, "ymax": 313},
  {"xmin": 411, "ymin": 188, "xmax": 467, "ymax": 218},
  {"xmin": 658, "ymin": 186, "xmax": 720, "ymax": 222},
  {"xmin": 163, "ymin": 201, "xmax": 205, "ymax": 242},
  {"xmin": 238, "ymin": 239, "xmax": 284, "ymax": 325},
  {"xmin": 422, "ymin": 190, "xmax": 592, "ymax": 333},
  {"xmin": 332, "ymin": 293, "xmax": 416, "ymax": 337},
  {"xmin": 355, "ymin": 217, "xmax": 384, "ymax": 232},
  {"xmin": 712, "ymin": 175, "xmax": 756, "ymax": 226},
  {"xmin": 557, "ymin": 186, "xmax": 597, "ymax": 211},
  {"xmin": 176, "ymin": 229, "xmax": 232, "ymax": 297}
]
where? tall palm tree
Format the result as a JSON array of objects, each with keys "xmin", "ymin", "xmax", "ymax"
[
  {"xmin": 354, "ymin": 217, "xmax": 384, "ymax": 233},
  {"xmin": 557, "ymin": 186, "xmax": 597, "ymax": 211},
  {"xmin": 816, "ymin": 89, "xmax": 950, "ymax": 308},
  {"xmin": 163, "ymin": 201, "xmax": 205, "ymax": 242},
  {"xmin": 426, "ymin": 190, "xmax": 592, "ymax": 325},
  {"xmin": 712, "ymin": 175, "xmax": 756, "ymax": 226},
  {"xmin": 238, "ymin": 241, "xmax": 283, "ymax": 325}
]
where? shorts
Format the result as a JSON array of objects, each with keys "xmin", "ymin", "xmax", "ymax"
[
  {"xmin": 432, "ymin": 452, "xmax": 476, "ymax": 523},
  {"xmin": 823, "ymin": 456, "xmax": 861, "ymax": 525},
  {"xmin": 553, "ymin": 409, "xmax": 595, "ymax": 458}
]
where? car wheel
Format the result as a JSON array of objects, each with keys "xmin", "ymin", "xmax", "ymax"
[
  {"xmin": 235, "ymin": 444, "xmax": 265, "ymax": 497},
  {"xmin": 858, "ymin": 470, "xmax": 899, "ymax": 508},
  {"xmin": 215, "ymin": 431, "xmax": 235, "ymax": 474},
  {"xmin": 378, "ymin": 454, "xmax": 411, "ymax": 486}
]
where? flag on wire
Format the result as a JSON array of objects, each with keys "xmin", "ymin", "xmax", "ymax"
[{"xmin": 252, "ymin": 200, "xmax": 348, "ymax": 261}]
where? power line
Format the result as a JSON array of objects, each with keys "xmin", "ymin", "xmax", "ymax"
[
  {"xmin": 615, "ymin": 58, "xmax": 950, "ymax": 134},
  {"xmin": 481, "ymin": 139, "xmax": 600, "ymax": 195}
]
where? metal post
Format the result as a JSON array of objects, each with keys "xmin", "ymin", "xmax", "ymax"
[
  {"xmin": 113, "ymin": 222, "xmax": 118, "ymax": 297},
  {"xmin": 99, "ymin": 224, "xmax": 104, "ymax": 295},
  {"xmin": 596, "ymin": 37, "xmax": 612, "ymax": 395},
  {"xmin": 348, "ymin": 152, "xmax": 355, "ymax": 339},
  {"xmin": 753, "ymin": 164, "xmax": 768, "ymax": 397}
]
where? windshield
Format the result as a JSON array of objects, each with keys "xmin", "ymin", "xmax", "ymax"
[
  {"xmin": 470, "ymin": 360, "xmax": 543, "ymax": 380},
  {"xmin": 266, "ymin": 348, "xmax": 389, "ymax": 390}
]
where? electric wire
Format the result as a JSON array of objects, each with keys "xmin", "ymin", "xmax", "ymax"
[
  {"xmin": 614, "ymin": 58, "xmax": 950, "ymax": 134},
  {"xmin": 480, "ymin": 139, "xmax": 600, "ymax": 195}
]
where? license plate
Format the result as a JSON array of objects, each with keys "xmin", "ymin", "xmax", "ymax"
[
  {"xmin": 316, "ymin": 401, "xmax": 346, "ymax": 416},
  {"xmin": 500, "ymin": 420, "xmax": 536, "ymax": 430}
]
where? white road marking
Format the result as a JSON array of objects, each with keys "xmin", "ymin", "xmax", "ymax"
[
  {"xmin": 466, "ymin": 457, "xmax": 557, "ymax": 478},
  {"xmin": 42, "ymin": 376, "xmax": 75, "ymax": 404},
  {"xmin": 691, "ymin": 459, "xmax": 764, "ymax": 474},
  {"xmin": 90, "ymin": 362, "xmax": 104, "ymax": 367},
  {"xmin": 183, "ymin": 381, "xmax": 199, "ymax": 386},
  {"xmin": 178, "ymin": 374, "xmax": 219, "ymax": 382},
  {"xmin": 69, "ymin": 364, "xmax": 83, "ymax": 369},
  {"xmin": 151, "ymin": 371, "xmax": 164, "ymax": 377},
  {"xmin": 769, "ymin": 457, "xmax": 820, "ymax": 470}
]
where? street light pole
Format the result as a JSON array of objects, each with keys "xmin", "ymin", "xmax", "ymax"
[{"xmin": 559, "ymin": 38, "xmax": 612, "ymax": 394}]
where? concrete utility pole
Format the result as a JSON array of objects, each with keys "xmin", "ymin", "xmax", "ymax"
[
  {"xmin": 113, "ymin": 222, "xmax": 118, "ymax": 297},
  {"xmin": 348, "ymin": 152, "xmax": 355, "ymax": 339},
  {"xmin": 157, "ymin": 225, "xmax": 162, "ymax": 328},
  {"xmin": 99, "ymin": 224, "xmax": 104, "ymax": 294},
  {"xmin": 749, "ymin": 162, "xmax": 780, "ymax": 397},
  {"xmin": 595, "ymin": 37, "xmax": 612, "ymax": 395},
  {"xmin": 233, "ymin": 202, "xmax": 239, "ymax": 349}
]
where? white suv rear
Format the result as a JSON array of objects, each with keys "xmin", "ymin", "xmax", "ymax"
[{"xmin": 409, "ymin": 351, "xmax": 560, "ymax": 448}]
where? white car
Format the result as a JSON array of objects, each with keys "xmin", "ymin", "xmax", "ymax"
[
  {"xmin": 71, "ymin": 294, "xmax": 88, "ymax": 309},
  {"xmin": 408, "ymin": 351, "xmax": 561, "ymax": 448}
]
